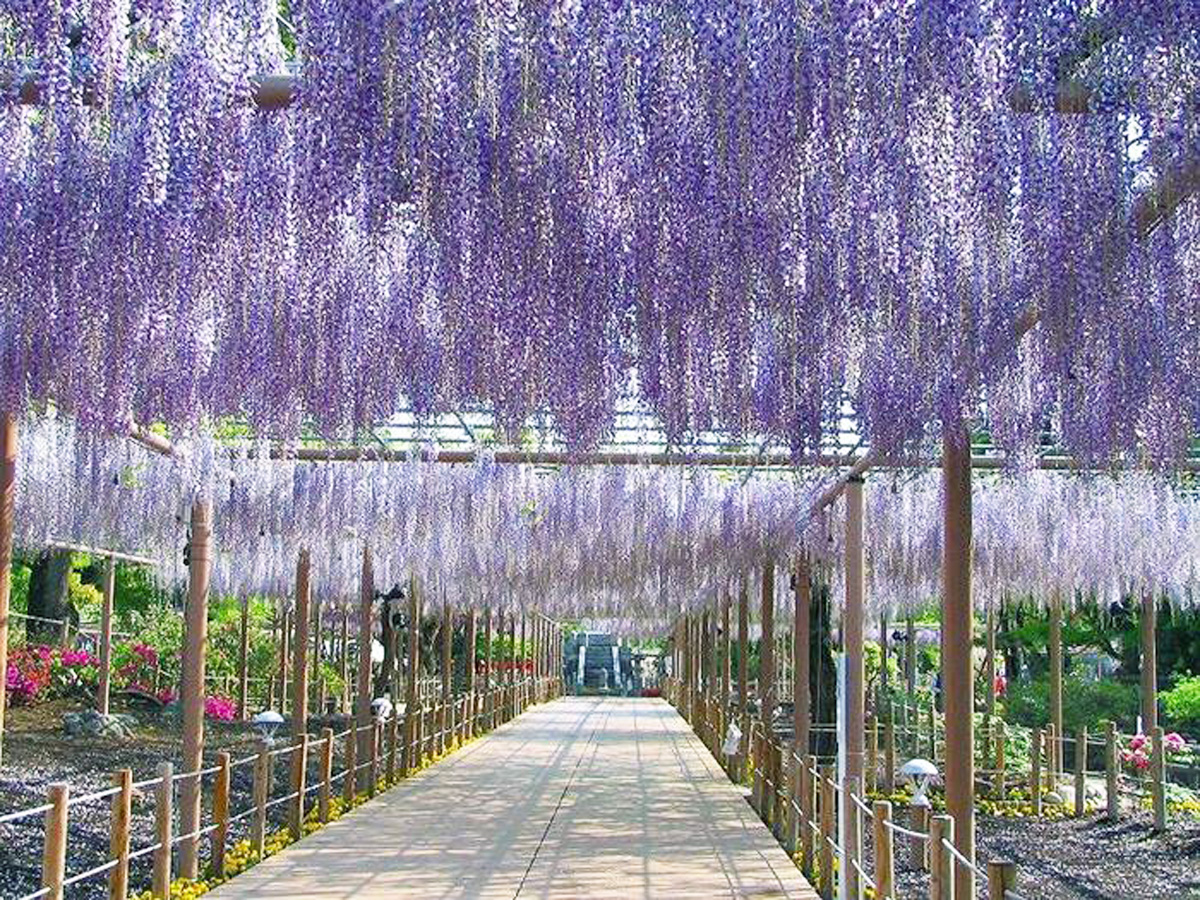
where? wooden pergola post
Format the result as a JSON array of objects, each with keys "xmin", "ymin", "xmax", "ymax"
[
  {"xmin": 720, "ymin": 589, "xmax": 731, "ymax": 740},
  {"xmin": 178, "ymin": 499, "xmax": 212, "ymax": 880},
  {"xmin": 340, "ymin": 610, "xmax": 350, "ymax": 714},
  {"xmin": 738, "ymin": 575, "xmax": 749, "ymax": 777},
  {"xmin": 483, "ymin": 606, "xmax": 493, "ymax": 726},
  {"xmin": 97, "ymin": 555, "xmax": 116, "ymax": 716},
  {"xmin": 761, "ymin": 563, "xmax": 776, "ymax": 736},
  {"xmin": 1141, "ymin": 592, "xmax": 1157, "ymax": 733},
  {"xmin": 984, "ymin": 607, "xmax": 997, "ymax": 722},
  {"xmin": 356, "ymin": 546, "xmax": 374, "ymax": 784},
  {"xmin": 403, "ymin": 575, "xmax": 421, "ymax": 775},
  {"xmin": 794, "ymin": 554, "xmax": 811, "ymax": 760},
  {"xmin": 466, "ymin": 608, "xmax": 477, "ymax": 735},
  {"xmin": 237, "ymin": 595, "xmax": 250, "ymax": 719},
  {"xmin": 844, "ymin": 478, "xmax": 866, "ymax": 900},
  {"xmin": 1049, "ymin": 591, "xmax": 1064, "ymax": 779},
  {"xmin": 278, "ymin": 606, "xmax": 290, "ymax": 715},
  {"xmin": 292, "ymin": 549, "xmax": 311, "ymax": 738},
  {"xmin": 942, "ymin": 422, "xmax": 976, "ymax": 899},
  {"xmin": 440, "ymin": 600, "xmax": 452, "ymax": 753},
  {"xmin": 0, "ymin": 416, "xmax": 18, "ymax": 767}
]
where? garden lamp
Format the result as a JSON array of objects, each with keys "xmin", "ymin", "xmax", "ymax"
[
  {"xmin": 372, "ymin": 695, "xmax": 394, "ymax": 721},
  {"xmin": 899, "ymin": 758, "xmax": 938, "ymax": 807},
  {"xmin": 252, "ymin": 710, "xmax": 284, "ymax": 745}
]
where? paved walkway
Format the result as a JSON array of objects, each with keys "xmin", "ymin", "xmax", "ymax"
[{"xmin": 207, "ymin": 697, "xmax": 819, "ymax": 899}]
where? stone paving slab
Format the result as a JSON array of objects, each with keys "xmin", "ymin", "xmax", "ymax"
[{"xmin": 207, "ymin": 697, "xmax": 819, "ymax": 899}]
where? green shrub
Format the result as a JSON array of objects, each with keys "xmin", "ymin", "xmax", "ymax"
[
  {"xmin": 1005, "ymin": 673, "xmax": 1138, "ymax": 734},
  {"xmin": 1163, "ymin": 675, "xmax": 1200, "ymax": 738}
]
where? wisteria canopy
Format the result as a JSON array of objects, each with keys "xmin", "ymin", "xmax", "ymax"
[
  {"xmin": 1, "ymin": 1, "xmax": 1198, "ymax": 464},
  {"xmin": 16, "ymin": 419, "xmax": 1200, "ymax": 619}
]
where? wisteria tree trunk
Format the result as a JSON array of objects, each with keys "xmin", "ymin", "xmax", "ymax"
[
  {"xmin": 810, "ymin": 581, "xmax": 838, "ymax": 758},
  {"xmin": 26, "ymin": 549, "xmax": 74, "ymax": 644}
]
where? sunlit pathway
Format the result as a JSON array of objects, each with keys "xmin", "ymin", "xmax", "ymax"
[{"xmin": 207, "ymin": 697, "xmax": 818, "ymax": 899}]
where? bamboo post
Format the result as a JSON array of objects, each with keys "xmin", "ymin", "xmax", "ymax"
[
  {"xmin": 311, "ymin": 592, "xmax": 323, "ymax": 715},
  {"xmin": 238, "ymin": 596, "xmax": 250, "ymax": 719},
  {"xmin": 343, "ymin": 726, "xmax": 357, "ymax": 804},
  {"xmin": 819, "ymin": 764, "xmax": 835, "ymax": 900},
  {"xmin": 440, "ymin": 601, "xmax": 452, "ymax": 754},
  {"xmin": 370, "ymin": 720, "xmax": 381, "ymax": 795},
  {"xmin": 278, "ymin": 607, "xmax": 290, "ymax": 716},
  {"xmin": 355, "ymin": 546, "xmax": 373, "ymax": 788},
  {"xmin": 1031, "ymin": 729, "xmax": 1043, "ymax": 816},
  {"xmin": 178, "ymin": 500, "xmax": 212, "ymax": 880},
  {"xmin": 1074, "ymin": 727, "xmax": 1087, "ymax": 817},
  {"xmin": 319, "ymin": 727, "xmax": 334, "ymax": 823},
  {"xmin": 1152, "ymin": 726, "xmax": 1167, "ymax": 831},
  {"xmin": 1105, "ymin": 721, "xmax": 1119, "ymax": 820},
  {"xmin": 1141, "ymin": 593, "xmax": 1158, "ymax": 733},
  {"xmin": 929, "ymin": 814, "xmax": 954, "ymax": 900},
  {"xmin": 152, "ymin": 762, "xmax": 173, "ymax": 899},
  {"xmin": 800, "ymin": 754, "xmax": 816, "ymax": 876},
  {"xmin": 483, "ymin": 606, "xmax": 493, "ymax": 731},
  {"xmin": 204, "ymin": 750, "xmax": 229, "ymax": 879},
  {"xmin": 911, "ymin": 804, "xmax": 930, "ymax": 871},
  {"xmin": 761, "ymin": 562, "xmax": 776, "ymax": 737},
  {"xmin": 97, "ymin": 556, "xmax": 116, "ymax": 715},
  {"xmin": 873, "ymin": 799, "xmax": 895, "ymax": 899},
  {"xmin": 942, "ymin": 424, "xmax": 975, "ymax": 900},
  {"xmin": 987, "ymin": 860, "xmax": 1017, "ymax": 900},
  {"xmin": 340, "ymin": 610, "xmax": 350, "ymax": 714},
  {"xmin": 290, "ymin": 733, "xmax": 309, "ymax": 839},
  {"xmin": 985, "ymin": 607, "xmax": 997, "ymax": 722},
  {"xmin": 993, "ymin": 720, "xmax": 1006, "ymax": 799},
  {"xmin": 1045, "ymin": 723, "xmax": 1056, "ymax": 793},
  {"xmin": 109, "ymin": 768, "xmax": 132, "ymax": 900},
  {"xmin": 0, "ymin": 416, "xmax": 17, "ymax": 768},
  {"xmin": 252, "ymin": 742, "xmax": 269, "ymax": 858},
  {"xmin": 40, "ymin": 782, "xmax": 68, "ymax": 900}
]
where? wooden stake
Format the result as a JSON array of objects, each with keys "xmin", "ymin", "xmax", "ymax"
[
  {"xmin": 845, "ymin": 477, "xmax": 866, "ymax": 802},
  {"xmin": 178, "ymin": 499, "xmax": 212, "ymax": 880},
  {"xmin": 738, "ymin": 575, "xmax": 749, "ymax": 781},
  {"xmin": 761, "ymin": 561, "xmax": 776, "ymax": 739},
  {"xmin": 290, "ymin": 733, "xmax": 309, "ymax": 840},
  {"xmin": 987, "ymin": 860, "xmax": 1017, "ymax": 900},
  {"xmin": 340, "ymin": 610, "xmax": 350, "ymax": 714},
  {"xmin": 466, "ymin": 608, "xmax": 477, "ymax": 738},
  {"xmin": 911, "ymin": 805, "xmax": 930, "ymax": 871},
  {"xmin": 867, "ymin": 716, "xmax": 878, "ymax": 794},
  {"xmin": 109, "ymin": 768, "xmax": 132, "ymax": 900},
  {"xmin": 278, "ymin": 607, "xmax": 290, "ymax": 716},
  {"xmin": 212, "ymin": 751, "xmax": 231, "ymax": 878},
  {"xmin": 483, "ymin": 606, "xmax": 493, "ymax": 731},
  {"xmin": 884, "ymin": 719, "xmax": 896, "ymax": 793},
  {"xmin": 369, "ymin": 720, "xmax": 381, "ymax": 795},
  {"xmin": 343, "ymin": 726, "xmax": 357, "ymax": 804},
  {"xmin": 41, "ymin": 782, "xmax": 68, "ymax": 900},
  {"xmin": 153, "ymin": 762, "xmax": 173, "ymax": 899},
  {"xmin": 1031, "ymin": 729, "xmax": 1043, "ymax": 817},
  {"xmin": 994, "ymin": 720, "xmax": 1007, "ymax": 799},
  {"xmin": 929, "ymin": 814, "xmax": 954, "ymax": 900},
  {"xmin": 819, "ymin": 764, "xmax": 834, "ymax": 900},
  {"xmin": 985, "ymin": 607, "xmax": 997, "ymax": 722},
  {"xmin": 97, "ymin": 556, "xmax": 116, "ymax": 716},
  {"xmin": 873, "ymin": 799, "xmax": 895, "ymax": 899},
  {"xmin": 319, "ymin": 727, "xmax": 334, "ymax": 823},
  {"xmin": 292, "ymin": 548, "xmax": 311, "ymax": 740},
  {"xmin": 252, "ymin": 742, "xmax": 269, "ymax": 857},
  {"xmin": 441, "ymin": 601, "xmax": 452, "ymax": 753},
  {"xmin": 1152, "ymin": 726, "xmax": 1167, "ymax": 831},
  {"xmin": 800, "ymin": 754, "xmax": 816, "ymax": 876},
  {"xmin": 844, "ymin": 774, "xmax": 862, "ymax": 900},
  {"xmin": 404, "ymin": 575, "xmax": 421, "ymax": 775}
]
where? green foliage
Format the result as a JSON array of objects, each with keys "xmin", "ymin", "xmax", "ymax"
[
  {"xmin": 1162, "ymin": 675, "xmax": 1200, "ymax": 737},
  {"xmin": 120, "ymin": 603, "xmax": 185, "ymax": 687},
  {"xmin": 864, "ymin": 640, "xmax": 900, "ymax": 697},
  {"xmin": 1005, "ymin": 673, "xmax": 1138, "ymax": 734}
]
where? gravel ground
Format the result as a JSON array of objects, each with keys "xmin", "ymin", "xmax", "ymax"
[
  {"xmin": 860, "ymin": 803, "xmax": 1200, "ymax": 899},
  {"xmin": 0, "ymin": 699, "xmax": 343, "ymax": 900}
]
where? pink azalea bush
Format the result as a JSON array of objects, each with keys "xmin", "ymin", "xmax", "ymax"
[
  {"xmin": 204, "ymin": 694, "xmax": 237, "ymax": 722},
  {"xmin": 1122, "ymin": 732, "xmax": 1188, "ymax": 772}
]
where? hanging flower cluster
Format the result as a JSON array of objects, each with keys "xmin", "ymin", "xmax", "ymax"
[
  {"xmin": 828, "ymin": 469, "xmax": 1200, "ymax": 615},
  {"xmin": 0, "ymin": 3, "xmax": 1198, "ymax": 464},
  {"xmin": 14, "ymin": 417, "xmax": 825, "ymax": 618}
]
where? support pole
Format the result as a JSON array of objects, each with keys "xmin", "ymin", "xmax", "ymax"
[
  {"xmin": 292, "ymin": 549, "xmax": 311, "ymax": 738},
  {"xmin": 403, "ymin": 575, "xmax": 421, "ymax": 775},
  {"xmin": 1050, "ymin": 591, "xmax": 1064, "ymax": 779},
  {"xmin": 942, "ymin": 420, "xmax": 975, "ymax": 900},
  {"xmin": 483, "ymin": 606, "xmax": 493, "ymax": 728},
  {"xmin": 340, "ymin": 610, "xmax": 350, "ymax": 714},
  {"xmin": 761, "ymin": 561, "xmax": 776, "ymax": 736},
  {"xmin": 356, "ymin": 546, "xmax": 373, "ymax": 778},
  {"xmin": 466, "ymin": 608, "xmax": 477, "ymax": 737},
  {"xmin": 178, "ymin": 499, "xmax": 212, "ymax": 880},
  {"xmin": 1141, "ymin": 592, "xmax": 1157, "ymax": 734},
  {"xmin": 845, "ymin": 477, "xmax": 866, "ymax": 798},
  {"xmin": 794, "ymin": 555, "xmax": 811, "ymax": 758},
  {"xmin": 441, "ymin": 600, "xmax": 452, "ymax": 752},
  {"xmin": 278, "ymin": 606, "xmax": 290, "ymax": 716},
  {"xmin": 97, "ymin": 556, "xmax": 116, "ymax": 716},
  {"xmin": 738, "ymin": 575, "xmax": 749, "ymax": 777},
  {"xmin": 0, "ymin": 415, "xmax": 15, "ymax": 767},
  {"xmin": 237, "ymin": 595, "xmax": 250, "ymax": 720},
  {"xmin": 985, "ymin": 607, "xmax": 997, "ymax": 722}
]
